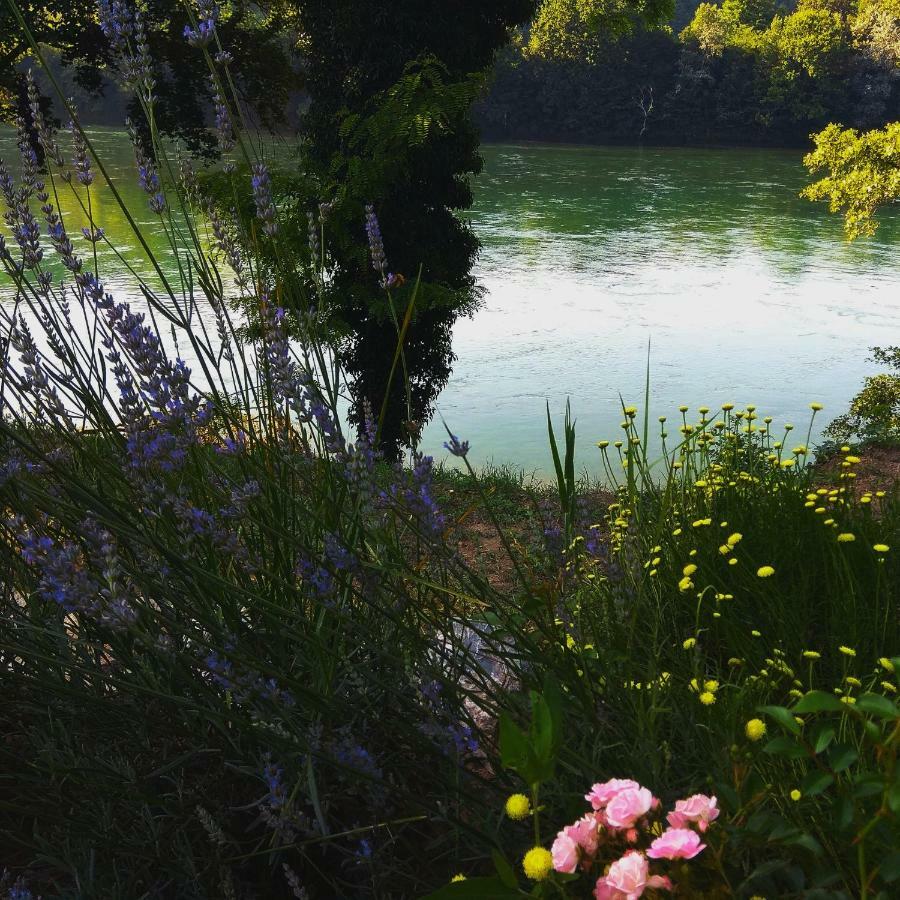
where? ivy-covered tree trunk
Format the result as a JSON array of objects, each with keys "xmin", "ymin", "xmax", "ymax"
[{"xmin": 297, "ymin": 0, "xmax": 538, "ymax": 459}]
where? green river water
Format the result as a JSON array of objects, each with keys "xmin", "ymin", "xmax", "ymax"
[{"xmin": 2, "ymin": 130, "xmax": 898, "ymax": 475}]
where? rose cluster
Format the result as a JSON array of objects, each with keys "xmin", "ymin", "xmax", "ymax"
[{"xmin": 550, "ymin": 779, "xmax": 719, "ymax": 898}]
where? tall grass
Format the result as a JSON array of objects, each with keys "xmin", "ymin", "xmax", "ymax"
[{"xmin": 1, "ymin": 4, "xmax": 898, "ymax": 897}]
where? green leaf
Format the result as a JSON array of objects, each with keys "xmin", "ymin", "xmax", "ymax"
[
  {"xmin": 879, "ymin": 850, "xmax": 900, "ymax": 883},
  {"xmin": 423, "ymin": 875, "xmax": 522, "ymax": 899},
  {"xmin": 887, "ymin": 779, "xmax": 900, "ymax": 814},
  {"xmin": 811, "ymin": 722, "xmax": 836, "ymax": 754},
  {"xmin": 828, "ymin": 743, "xmax": 858, "ymax": 773},
  {"xmin": 542, "ymin": 674, "xmax": 564, "ymax": 751},
  {"xmin": 491, "ymin": 850, "xmax": 518, "ymax": 890},
  {"xmin": 801, "ymin": 770, "xmax": 834, "ymax": 796},
  {"xmin": 833, "ymin": 795, "xmax": 853, "ymax": 831},
  {"xmin": 785, "ymin": 833, "xmax": 823, "ymax": 856},
  {"xmin": 768, "ymin": 818, "xmax": 800, "ymax": 840},
  {"xmin": 759, "ymin": 704, "xmax": 801, "ymax": 735},
  {"xmin": 854, "ymin": 693, "xmax": 900, "ymax": 720},
  {"xmin": 793, "ymin": 691, "xmax": 845, "ymax": 714},
  {"xmin": 530, "ymin": 691, "xmax": 554, "ymax": 764},
  {"xmin": 499, "ymin": 713, "xmax": 529, "ymax": 771},
  {"xmin": 850, "ymin": 777, "xmax": 883, "ymax": 801},
  {"xmin": 714, "ymin": 781, "xmax": 740, "ymax": 813},
  {"xmin": 763, "ymin": 736, "xmax": 808, "ymax": 759}
]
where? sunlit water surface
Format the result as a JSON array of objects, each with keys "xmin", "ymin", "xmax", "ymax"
[
  {"xmin": 420, "ymin": 144, "xmax": 900, "ymax": 475},
  {"xmin": 2, "ymin": 131, "xmax": 897, "ymax": 477}
]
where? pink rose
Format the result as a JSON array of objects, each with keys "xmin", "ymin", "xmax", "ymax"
[
  {"xmin": 647, "ymin": 827, "xmax": 707, "ymax": 860},
  {"xmin": 552, "ymin": 814, "xmax": 600, "ymax": 872},
  {"xmin": 605, "ymin": 787, "xmax": 655, "ymax": 829},
  {"xmin": 666, "ymin": 794, "xmax": 719, "ymax": 833},
  {"xmin": 586, "ymin": 778, "xmax": 641, "ymax": 811},
  {"xmin": 551, "ymin": 832, "xmax": 580, "ymax": 874},
  {"xmin": 593, "ymin": 851, "xmax": 672, "ymax": 900},
  {"xmin": 568, "ymin": 813, "xmax": 601, "ymax": 856}
]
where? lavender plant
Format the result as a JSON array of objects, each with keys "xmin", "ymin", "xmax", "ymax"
[{"xmin": 0, "ymin": 3, "xmax": 543, "ymax": 895}]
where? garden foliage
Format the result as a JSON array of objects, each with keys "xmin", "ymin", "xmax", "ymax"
[{"xmin": 0, "ymin": 3, "xmax": 898, "ymax": 898}]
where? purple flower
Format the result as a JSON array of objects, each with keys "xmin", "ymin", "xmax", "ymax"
[
  {"xmin": 385, "ymin": 454, "xmax": 445, "ymax": 539},
  {"xmin": 364, "ymin": 203, "xmax": 387, "ymax": 278},
  {"xmin": 70, "ymin": 120, "xmax": 94, "ymax": 186},
  {"xmin": 128, "ymin": 121, "xmax": 166, "ymax": 213},
  {"xmin": 184, "ymin": 0, "xmax": 219, "ymax": 47},
  {"xmin": 26, "ymin": 69, "xmax": 64, "ymax": 166},
  {"xmin": 209, "ymin": 79, "xmax": 235, "ymax": 154},
  {"xmin": 251, "ymin": 163, "xmax": 277, "ymax": 236},
  {"xmin": 443, "ymin": 433, "xmax": 469, "ymax": 458},
  {"xmin": 98, "ymin": 0, "xmax": 153, "ymax": 91}
]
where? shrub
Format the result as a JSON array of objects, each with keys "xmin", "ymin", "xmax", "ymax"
[{"xmin": 825, "ymin": 346, "xmax": 900, "ymax": 447}]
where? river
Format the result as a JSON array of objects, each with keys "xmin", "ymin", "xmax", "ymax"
[{"xmin": 2, "ymin": 130, "xmax": 898, "ymax": 476}]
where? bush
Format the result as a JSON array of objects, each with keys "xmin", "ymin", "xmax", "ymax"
[{"xmin": 825, "ymin": 346, "xmax": 900, "ymax": 447}]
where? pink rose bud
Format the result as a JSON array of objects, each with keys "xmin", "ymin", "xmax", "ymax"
[{"xmin": 666, "ymin": 794, "xmax": 719, "ymax": 833}]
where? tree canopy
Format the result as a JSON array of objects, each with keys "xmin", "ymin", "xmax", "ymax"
[{"xmin": 803, "ymin": 121, "xmax": 900, "ymax": 237}]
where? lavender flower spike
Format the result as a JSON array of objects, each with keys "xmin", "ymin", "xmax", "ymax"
[
  {"xmin": 251, "ymin": 163, "xmax": 277, "ymax": 236},
  {"xmin": 444, "ymin": 433, "xmax": 469, "ymax": 458},
  {"xmin": 364, "ymin": 203, "xmax": 387, "ymax": 277},
  {"xmin": 184, "ymin": 0, "xmax": 219, "ymax": 47}
]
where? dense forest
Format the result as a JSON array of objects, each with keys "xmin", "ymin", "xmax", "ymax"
[{"xmin": 477, "ymin": 0, "xmax": 900, "ymax": 146}]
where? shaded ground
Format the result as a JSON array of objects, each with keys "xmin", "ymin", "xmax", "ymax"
[
  {"xmin": 431, "ymin": 465, "xmax": 614, "ymax": 592},
  {"xmin": 814, "ymin": 443, "xmax": 900, "ymax": 501}
]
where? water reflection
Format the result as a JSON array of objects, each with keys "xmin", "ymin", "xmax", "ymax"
[
  {"xmin": 418, "ymin": 144, "xmax": 900, "ymax": 474},
  {"xmin": 1, "ymin": 131, "xmax": 897, "ymax": 477}
]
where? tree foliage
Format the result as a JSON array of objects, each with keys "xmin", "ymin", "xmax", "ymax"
[
  {"xmin": 802, "ymin": 121, "xmax": 900, "ymax": 237},
  {"xmin": 526, "ymin": 0, "xmax": 676, "ymax": 60},
  {"xmin": 825, "ymin": 346, "xmax": 900, "ymax": 443},
  {"xmin": 480, "ymin": 0, "xmax": 900, "ymax": 146},
  {"xmin": 3, "ymin": 0, "xmax": 298, "ymax": 155},
  {"xmin": 295, "ymin": 0, "xmax": 540, "ymax": 456}
]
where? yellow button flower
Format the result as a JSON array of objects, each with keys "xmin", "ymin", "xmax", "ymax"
[
  {"xmin": 837, "ymin": 533, "xmax": 855, "ymax": 543},
  {"xmin": 757, "ymin": 565, "xmax": 775, "ymax": 578},
  {"xmin": 505, "ymin": 793, "xmax": 531, "ymax": 821},
  {"xmin": 522, "ymin": 847, "xmax": 553, "ymax": 881},
  {"xmin": 839, "ymin": 645, "xmax": 856, "ymax": 657},
  {"xmin": 874, "ymin": 544, "xmax": 890, "ymax": 553},
  {"xmin": 745, "ymin": 718, "xmax": 766, "ymax": 741},
  {"xmin": 790, "ymin": 789, "xmax": 802, "ymax": 801}
]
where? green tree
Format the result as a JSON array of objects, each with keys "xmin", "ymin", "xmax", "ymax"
[
  {"xmin": 526, "ymin": 0, "xmax": 676, "ymax": 59},
  {"xmin": 680, "ymin": 1, "xmax": 740, "ymax": 53},
  {"xmin": 825, "ymin": 346, "xmax": 900, "ymax": 444},
  {"xmin": 802, "ymin": 120, "xmax": 900, "ymax": 237},
  {"xmin": 4, "ymin": 0, "xmax": 297, "ymax": 156},
  {"xmin": 297, "ymin": 0, "xmax": 540, "ymax": 456}
]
